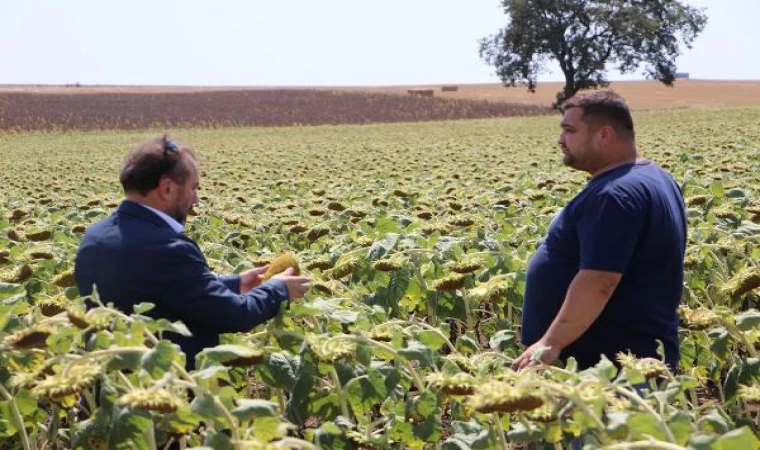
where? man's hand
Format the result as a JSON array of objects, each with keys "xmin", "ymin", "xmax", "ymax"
[
  {"xmin": 239, "ymin": 265, "xmax": 270, "ymax": 294},
  {"xmin": 272, "ymin": 268, "xmax": 311, "ymax": 300},
  {"xmin": 511, "ymin": 338, "xmax": 562, "ymax": 371}
]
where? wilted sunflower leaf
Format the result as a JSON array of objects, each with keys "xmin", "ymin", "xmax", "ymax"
[
  {"xmin": 713, "ymin": 427, "xmax": 760, "ymax": 450},
  {"xmin": 231, "ymin": 399, "xmax": 279, "ymax": 422},
  {"xmin": 141, "ymin": 340, "xmax": 175, "ymax": 378},
  {"xmin": 398, "ymin": 340, "xmax": 435, "ymax": 368},
  {"xmin": 368, "ymin": 233, "xmax": 400, "ymax": 261},
  {"xmin": 110, "ymin": 409, "xmax": 153, "ymax": 450}
]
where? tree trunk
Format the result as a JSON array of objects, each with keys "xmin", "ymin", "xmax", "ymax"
[{"xmin": 554, "ymin": 69, "xmax": 578, "ymax": 109}]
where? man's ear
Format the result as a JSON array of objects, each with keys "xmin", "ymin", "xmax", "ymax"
[
  {"xmin": 156, "ymin": 176, "xmax": 174, "ymax": 201},
  {"xmin": 597, "ymin": 125, "xmax": 614, "ymax": 146}
]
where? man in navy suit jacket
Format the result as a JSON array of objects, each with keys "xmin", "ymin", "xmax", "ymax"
[{"xmin": 75, "ymin": 135, "xmax": 310, "ymax": 368}]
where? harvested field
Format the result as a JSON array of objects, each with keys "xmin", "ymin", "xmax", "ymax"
[
  {"xmin": 338, "ymin": 79, "xmax": 760, "ymax": 110},
  {"xmin": 0, "ymin": 89, "xmax": 549, "ymax": 132},
  {"xmin": 3, "ymin": 80, "xmax": 760, "ymax": 112}
]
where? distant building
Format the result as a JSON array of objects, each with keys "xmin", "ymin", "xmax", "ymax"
[{"xmin": 675, "ymin": 72, "xmax": 690, "ymax": 79}]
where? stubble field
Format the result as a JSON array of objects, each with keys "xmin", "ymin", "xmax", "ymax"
[{"xmin": 0, "ymin": 103, "xmax": 759, "ymax": 449}]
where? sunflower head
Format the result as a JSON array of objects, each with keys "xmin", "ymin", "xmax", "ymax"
[
  {"xmin": 118, "ymin": 388, "xmax": 185, "ymax": 414},
  {"xmin": 37, "ymin": 296, "xmax": 67, "ymax": 317},
  {"xmin": 679, "ymin": 305, "xmax": 719, "ymax": 330},
  {"xmin": 329, "ymin": 262, "xmax": 355, "ymax": 280},
  {"xmin": 721, "ymin": 268, "xmax": 760, "ymax": 298},
  {"xmin": 366, "ymin": 323, "xmax": 403, "ymax": 342},
  {"xmin": 427, "ymin": 372, "xmax": 478, "ymax": 396},
  {"xmin": 305, "ymin": 257, "xmax": 334, "ymax": 271},
  {"xmin": 739, "ymin": 384, "xmax": 760, "ymax": 405},
  {"xmin": 25, "ymin": 229, "xmax": 53, "ymax": 242},
  {"xmin": 4, "ymin": 325, "xmax": 55, "ymax": 351},
  {"xmin": 311, "ymin": 280, "xmax": 344, "ymax": 296},
  {"xmin": 713, "ymin": 206, "xmax": 739, "ymax": 221},
  {"xmin": 327, "ymin": 201, "xmax": 346, "ymax": 212},
  {"xmin": 432, "ymin": 273, "xmax": 466, "ymax": 291},
  {"xmin": 421, "ymin": 223, "xmax": 452, "ymax": 236},
  {"xmin": 469, "ymin": 381, "xmax": 544, "ymax": 414},
  {"xmin": 525, "ymin": 401, "xmax": 560, "ymax": 422},
  {"xmin": 686, "ymin": 195, "xmax": 709, "ymax": 206},
  {"xmin": 1, "ymin": 264, "xmax": 33, "ymax": 283},
  {"xmin": 289, "ymin": 224, "xmax": 308, "ymax": 233},
  {"xmin": 31, "ymin": 363, "xmax": 101, "ymax": 401},
  {"xmin": 443, "ymin": 353, "xmax": 474, "ymax": 373},
  {"xmin": 6, "ymin": 229, "xmax": 22, "ymax": 242},
  {"xmin": 67, "ymin": 309, "xmax": 90, "ymax": 329},
  {"xmin": 308, "ymin": 335, "xmax": 355, "ymax": 363},
  {"xmin": 447, "ymin": 258, "xmax": 484, "ymax": 274},
  {"xmin": 354, "ymin": 236, "xmax": 374, "ymax": 247},
  {"xmin": 449, "ymin": 216, "xmax": 475, "ymax": 227},
  {"xmin": 261, "ymin": 253, "xmax": 301, "ymax": 280},
  {"xmin": 617, "ymin": 353, "xmax": 671, "ymax": 380},
  {"xmin": 307, "ymin": 226, "xmax": 330, "ymax": 242},
  {"xmin": 372, "ymin": 256, "xmax": 408, "ymax": 272},
  {"xmin": 53, "ymin": 270, "xmax": 76, "ymax": 288}
]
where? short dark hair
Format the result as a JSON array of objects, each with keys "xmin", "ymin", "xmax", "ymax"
[
  {"xmin": 560, "ymin": 90, "xmax": 635, "ymax": 141},
  {"xmin": 119, "ymin": 134, "xmax": 196, "ymax": 195}
]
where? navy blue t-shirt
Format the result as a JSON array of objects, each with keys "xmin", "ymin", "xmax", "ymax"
[{"xmin": 521, "ymin": 160, "xmax": 686, "ymax": 370}]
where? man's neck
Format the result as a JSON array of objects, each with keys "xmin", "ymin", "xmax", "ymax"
[
  {"xmin": 589, "ymin": 149, "xmax": 641, "ymax": 178},
  {"xmin": 126, "ymin": 193, "xmax": 163, "ymax": 211},
  {"xmin": 125, "ymin": 195, "xmax": 184, "ymax": 233}
]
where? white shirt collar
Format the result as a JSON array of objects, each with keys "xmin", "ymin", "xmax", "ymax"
[{"xmin": 137, "ymin": 203, "xmax": 185, "ymax": 233}]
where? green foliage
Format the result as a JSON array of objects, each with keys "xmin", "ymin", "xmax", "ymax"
[{"xmin": 480, "ymin": 0, "xmax": 708, "ymax": 105}]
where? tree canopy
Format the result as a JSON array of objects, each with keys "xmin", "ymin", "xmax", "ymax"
[{"xmin": 479, "ymin": 0, "xmax": 708, "ymax": 106}]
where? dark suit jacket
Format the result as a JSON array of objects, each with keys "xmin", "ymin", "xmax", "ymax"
[{"xmin": 74, "ymin": 200, "xmax": 289, "ymax": 367}]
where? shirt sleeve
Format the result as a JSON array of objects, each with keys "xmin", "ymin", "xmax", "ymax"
[
  {"xmin": 154, "ymin": 239, "xmax": 289, "ymax": 333},
  {"xmin": 575, "ymin": 189, "xmax": 646, "ymax": 273}
]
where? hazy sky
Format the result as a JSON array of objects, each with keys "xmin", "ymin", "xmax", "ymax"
[{"xmin": 0, "ymin": 0, "xmax": 755, "ymax": 86}]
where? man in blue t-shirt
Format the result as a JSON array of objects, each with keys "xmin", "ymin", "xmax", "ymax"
[{"xmin": 512, "ymin": 90, "xmax": 687, "ymax": 371}]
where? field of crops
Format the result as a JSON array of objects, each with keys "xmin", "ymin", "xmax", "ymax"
[
  {"xmin": 1, "ymin": 107, "xmax": 760, "ymax": 449},
  {"xmin": 0, "ymin": 90, "xmax": 548, "ymax": 132}
]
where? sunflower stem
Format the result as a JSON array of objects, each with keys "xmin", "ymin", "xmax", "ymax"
[
  {"xmin": 461, "ymin": 290, "xmax": 475, "ymax": 337},
  {"xmin": 719, "ymin": 318, "xmax": 758, "ymax": 358},
  {"xmin": 535, "ymin": 380, "xmax": 610, "ymax": 445},
  {"xmin": 492, "ymin": 413, "xmax": 509, "ymax": 450},
  {"xmin": 0, "ymin": 382, "xmax": 34, "ymax": 450},
  {"xmin": 64, "ymin": 347, "xmax": 146, "ymax": 376},
  {"xmin": 386, "ymin": 319, "xmax": 457, "ymax": 353},
  {"xmin": 146, "ymin": 419, "xmax": 158, "ymax": 450},
  {"xmin": 331, "ymin": 366, "xmax": 351, "ymax": 419},
  {"xmin": 611, "ymin": 385, "xmax": 677, "ymax": 443}
]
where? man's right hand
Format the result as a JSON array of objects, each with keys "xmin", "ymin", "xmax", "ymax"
[{"xmin": 272, "ymin": 267, "xmax": 311, "ymax": 300}]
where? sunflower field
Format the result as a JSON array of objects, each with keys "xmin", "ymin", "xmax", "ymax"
[{"xmin": 1, "ymin": 107, "xmax": 760, "ymax": 449}]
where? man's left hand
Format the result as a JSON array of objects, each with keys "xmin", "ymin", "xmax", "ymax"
[
  {"xmin": 239, "ymin": 265, "xmax": 270, "ymax": 293},
  {"xmin": 512, "ymin": 338, "xmax": 562, "ymax": 371}
]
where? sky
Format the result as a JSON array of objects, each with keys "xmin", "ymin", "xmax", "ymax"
[{"xmin": 0, "ymin": 0, "xmax": 756, "ymax": 86}]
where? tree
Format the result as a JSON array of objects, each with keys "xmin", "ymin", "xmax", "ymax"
[{"xmin": 479, "ymin": 0, "xmax": 707, "ymax": 107}]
